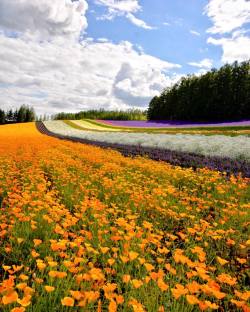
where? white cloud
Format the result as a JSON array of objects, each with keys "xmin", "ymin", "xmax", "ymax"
[
  {"xmin": 163, "ymin": 22, "xmax": 170, "ymax": 26},
  {"xmin": 205, "ymin": 0, "xmax": 250, "ymax": 34},
  {"xmin": 126, "ymin": 13, "xmax": 155, "ymax": 30},
  {"xmin": 95, "ymin": 0, "xmax": 154, "ymax": 29},
  {"xmin": 95, "ymin": 0, "xmax": 140, "ymax": 13},
  {"xmin": 97, "ymin": 37, "xmax": 109, "ymax": 42},
  {"xmin": 188, "ymin": 58, "xmax": 213, "ymax": 69},
  {"xmin": 0, "ymin": 0, "xmax": 181, "ymax": 115},
  {"xmin": 190, "ymin": 30, "xmax": 200, "ymax": 36},
  {"xmin": 204, "ymin": 0, "xmax": 250, "ymax": 63},
  {"xmin": 0, "ymin": 35, "xmax": 180, "ymax": 115},
  {"xmin": 0, "ymin": 0, "xmax": 88, "ymax": 40},
  {"xmin": 207, "ymin": 35, "xmax": 250, "ymax": 63}
]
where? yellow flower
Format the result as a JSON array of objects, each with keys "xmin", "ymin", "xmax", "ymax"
[
  {"xmin": 186, "ymin": 295, "xmax": 200, "ymax": 305},
  {"xmin": 17, "ymin": 295, "xmax": 32, "ymax": 307},
  {"xmin": 216, "ymin": 256, "xmax": 229, "ymax": 266},
  {"xmin": 33, "ymin": 239, "xmax": 42, "ymax": 246},
  {"xmin": 128, "ymin": 251, "xmax": 139, "ymax": 261},
  {"xmin": 44, "ymin": 286, "xmax": 55, "ymax": 292},
  {"xmin": 122, "ymin": 275, "xmax": 131, "ymax": 283},
  {"xmin": 61, "ymin": 297, "xmax": 75, "ymax": 307},
  {"xmin": 157, "ymin": 279, "xmax": 168, "ymax": 291},
  {"xmin": 2, "ymin": 291, "xmax": 19, "ymax": 305},
  {"xmin": 131, "ymin": 279, "xmax": 143, "ymax": 289},
  {"xmin": 144, "ymin": 263, "xmax": 154, "ymax": 271},
  {"xmin": 19, "ymin": 274, "xmax": 29, "ymax": 281}
]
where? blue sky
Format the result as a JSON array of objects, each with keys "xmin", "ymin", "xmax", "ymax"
[
  {"xmin": 86, "ymin": 0, "xmax": 223, "ymax": 73},
  {"xmin": 0, "ymin": 0, "xmax": 249, "ymax": 115}
]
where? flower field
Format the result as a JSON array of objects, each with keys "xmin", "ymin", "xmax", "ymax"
[
  {"xmin": 64, "ymin": 120, "xmax": 250, "ymax": 136},
  {"xmin": 44, "ymin": 121, "xmax": 250, "ymax": 162},
  {"xmin": 68, "ymin": 120, "xmax": 122, "ymax": 132},
  {"xmin": 0, "ymin": 123, "xmax": 250, "ymax": 312},
  {"xmin": 96, "ymin": 120, "xmax": 250, "ymax": 129}
]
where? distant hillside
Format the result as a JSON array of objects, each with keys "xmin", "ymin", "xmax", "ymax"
[{"xmin": 148, "ymin": 60, "xmax": 250, "ymax": 122}]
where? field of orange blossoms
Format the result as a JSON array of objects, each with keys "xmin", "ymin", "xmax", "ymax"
[{"xmin": 0, "ymin": 123, "xmax": 249, "ymax": 312}]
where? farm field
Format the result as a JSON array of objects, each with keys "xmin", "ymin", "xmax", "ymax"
[
  {"xmin": 0, "ymin": 122, "xmax": 249, "ymax": 312},
  {"xmin": 66, "ymin": 120, "xmax": 122, "ymax": 132},
  {"xmin": 95, "ymin": 120, "xmax": 250, "ymax": 129},
  {"xmin": 43, "ymin": 121, "xmax": 250, "ymax": 163},
  {"xmin": 65, "ymin": 119, "xmax": 250, "ymax": 136}
]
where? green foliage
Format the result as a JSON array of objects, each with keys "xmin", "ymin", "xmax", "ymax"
[
  {"xmin": 148, "ymin": 60, "xmax": 250, "ymax": 121},
  {"xmin": 53, "ymin": 109, "xmax": 147, "ymax": 121},
  {"xmin": 0, "ymin": 105, "xmax": 35, "ymax": 124},
  {"xmin": 0, "ymin": 109, "xmax": 5, "ymax": 124}
]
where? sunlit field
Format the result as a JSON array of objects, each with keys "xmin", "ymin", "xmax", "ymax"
[
  {"xmin": 65, "ymin": 119, "xmax": 250, "ymax": 136},
  {"xmin": 0, "ymin": 123, "xmax": 249, "ymax": 312}
]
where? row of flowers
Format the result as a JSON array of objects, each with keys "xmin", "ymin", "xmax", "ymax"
[
  {"xmin": 96, "ymin": 119, "xmax": 250, "ymax": 128},
  {"xmin": 42, "ymin": 121, "xmax": 250, "ymax": 176},
  {"xmin": 0, "ymin": 122, "xmax": 249, "ymax": 311},
  {"xmin": 68, "ymin": 120, "xmax": 250, "ymax": 136},
  {"xmin": 39, "ymin": 122, "xmax": 250, "ymax": 177}
]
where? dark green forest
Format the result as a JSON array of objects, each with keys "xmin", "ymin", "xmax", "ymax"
[
  {"xmin": 147, "ymin": 60, "xmax": 250, "ymax": 121},
  {"xmin": 54, "ymin": 109, "xmax": 147, "ymax": 121},
  {"xmin": 0, "ymin": 105, "xmax": 35, "ymax": 124}
]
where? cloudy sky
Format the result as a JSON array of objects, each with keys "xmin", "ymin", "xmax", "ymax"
[{"xmin": 0, "ymin": 0, "xmax": 249, "ymax": 115}]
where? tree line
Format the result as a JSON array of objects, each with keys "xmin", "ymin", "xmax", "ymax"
[
  {"xmin": 54, "ymin": 109, "xmax": 147, "ymax": 121},
  {"xmin": 147, "ymin": 60, "xmax": 250, "ymax": 122},
  {"xmin": 0, "ymin": 105, "xmax": 35, "ymax": 124}
]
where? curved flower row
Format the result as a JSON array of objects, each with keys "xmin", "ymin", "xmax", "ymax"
[
  {"xmin": 44, "ymin": 120, "xmax": 250, "ymax": 161},
  {"xmin": 0, "ymin": 123, "xmax": 249, "ymax": 311},
  {"xmin": 96, "ymin": 119, "xmax": 250, "ymax": 128}
]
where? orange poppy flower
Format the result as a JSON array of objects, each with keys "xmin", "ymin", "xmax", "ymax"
[
  {"xmin": 61, "ymin": 297, "xmax": 75, "ymax": 307},
  {"xmin": 17, "ymin": 295, "xmax": 32, "ymax": 307},
  {"xmin": 131, "ymin": 279, "xmax": 143, "ymax": 289},
  {"xmin": 2, "ymin": 291, "xmax": 19, "ymax": 305},
  {"xmin": 216, "ymin": 256, "xmax": 229, "ymax": 266},
  {"xmin": 44, "ymin": 286, "xmax": 55, "ymax": 293},
  {"xmin": 11, "ymin": 308, "xmax": 26, "ymax": 312},
  {"xmin": 108, "ymin": 299, "xmax": 117, "ymax": 312},
  {"xmin": 122, "ymin": 275, "xmax": 131, "ymax": 283},
  {"xmin": 157, "ymin": 279, "xmax": 169, "ymax": 291},
  {"xmin": 186, "ymin": 295, "xmax": 200, "ymax": 305}
]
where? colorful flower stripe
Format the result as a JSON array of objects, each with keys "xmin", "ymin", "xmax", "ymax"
[
  {"xmin": 71, "ymin": 120, "xmax": 250, "ymax": 136},
  {"xmin": 44, "ymin": 121, "xmax": 250, "ymax": 162},
  {"xmin": 38, "ymin": 122, "xmax": 250, "ymax": 177},
  {"xmin": 97, "ymin": 119, "xmax": 250, "ymax": 128},
  {"xmin": 70, "ymin": 120, "xmax": 121, "ymax": 131},
  {"xmin": 0, "ymin": 123, "xmax": 250, "ymax": 312}
]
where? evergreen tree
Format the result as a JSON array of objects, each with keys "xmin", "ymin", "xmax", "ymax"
[
  {"xmin": 0, "ymin": 109, "xmax": 5, "ymax": 124},
  {"xmin": 147, "ymin": 60, "xmax": 250, "ymax": 121}
]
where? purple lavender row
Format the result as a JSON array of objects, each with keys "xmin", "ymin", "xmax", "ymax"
[
  {"xmin": 98, "ymin": 119, "xmax": 250, "ymax": 128},
  {"xmin": 37, "ymin": 122, "xmax": 250, "ymax": 178}
]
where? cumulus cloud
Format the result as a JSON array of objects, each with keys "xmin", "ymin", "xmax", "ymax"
[
  {"xmin": 188, "ymin": 58, "xmax": 213, "ymax": 69},
  {"xmin": 95, "ymin": 0, "xmax": 154, "ymax": 29},
  {"xmin": 0, "ymin": 0, "xmax": 181, "ymax": 115},
  {"xmin": 207, "ymin": 35, "xmax": 250, "ymax": 63},
  {"xmin": 0, "ymin": 35, "xmax": 180, "ymax": 115},
  {"xmin": 204, "ymin": 0, "xmax": 250, "ymax": 63},
  {"xmin": 0, "ymin": 0, "xmax": 88, "ymax": 40},
  {"xmin": 113, "ymin": 62, "xmax": 179, "ymax": 106},
  {"xmin": 205, "ymin": 0, "xmax": 250, "ymax": 34}
]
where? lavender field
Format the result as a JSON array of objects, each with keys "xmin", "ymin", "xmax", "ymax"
[{"xmin": 97, "ymin": 120, "xmax": 250, "ymax": 128}]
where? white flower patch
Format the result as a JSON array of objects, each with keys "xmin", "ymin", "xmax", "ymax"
[{"xmin": 44, "ymin": 121, "xmax": 250, "ymax": 161}]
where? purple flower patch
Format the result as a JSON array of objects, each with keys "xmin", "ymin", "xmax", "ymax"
[{"xmin": 97, "ymin": 120, "xmax": 250, "ymax": 128}]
